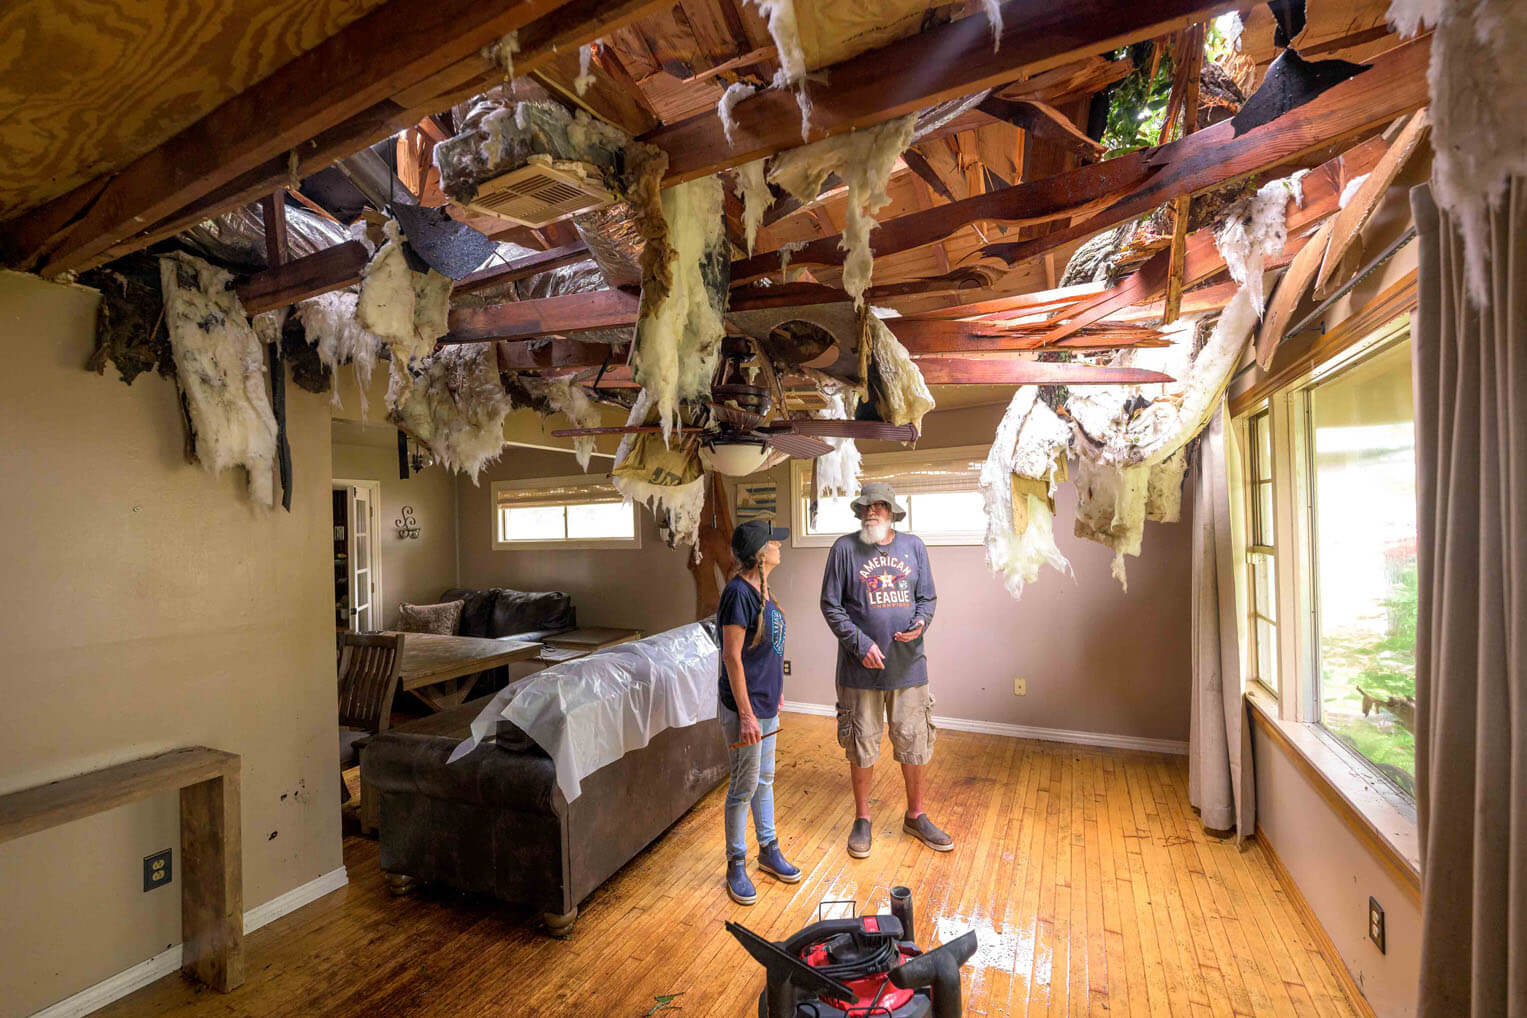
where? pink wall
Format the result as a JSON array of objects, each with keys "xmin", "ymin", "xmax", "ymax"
[{"xmin": 456, "ymin": 402, "xmax": 1194, "ymax": 744}]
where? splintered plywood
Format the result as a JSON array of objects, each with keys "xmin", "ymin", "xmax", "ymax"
[{"xmin": 0, "ymin": 0, "xmax": 390, "ymax": 219}]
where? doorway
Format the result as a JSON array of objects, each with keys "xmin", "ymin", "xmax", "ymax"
[{"xmin": 333, "ymin": 479, "xmax": 383, "ymax": 632}]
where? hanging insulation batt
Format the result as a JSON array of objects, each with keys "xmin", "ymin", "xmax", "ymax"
[
  {"xmin": 356, "ymin": 219, "xmax": 452, "ymax": 366},
  {"xmin": 864, "ymin": 311, "xmax": 934, "ymax": 432},
  {"xmin": 632, "ymin": 174, "xmax": 729, "ymax": 443},
  {"xmin": 295, "ymin": 291, "xmax": 388, "ymax": 413},
  {"xmin": 979, "ymin": 387, "xmax": 1073, "ymax": 600},
  {"xmin": 386, "ymin": 346, "xmax": 513, "ymax": 483},
  {"xmin": 157, "ymin": 253, "xmax": 278, "ymax": 505},
  {"xmin": 768, "ymin": 114, "xmax": 917, "ymax": 306},
  {"xmin": 611, "ymin": 391, "xmax": 707, "ymax": 553}
]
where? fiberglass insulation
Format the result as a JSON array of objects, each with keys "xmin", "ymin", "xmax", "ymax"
[
  {"xmin": 812, "ymin": 390, "xmax": 863, "ymax": 497},
  {"xmin": 768, "ymin": 114, "xmax": 917, "ymax": 306},
  {"xmin": 1388, "ymin": 0, "xmax": 1527, "ymax": 306},
  {"xmin": 632, "ymin": 174, "xmax": 729, "ymax": 444},
  {"xmin": 356, "ymin": 220, "xmax": 452, "ymax": 366},
  {"xmin": 295, "ymin": 291, "xmax": 388, "ymax": 413},
  {"xmin": 386, "ymin": 345, "xmax": 513, "ymax": 483},
  {"xmin": 157, "ymin": 253, "xmax": 278, "ymax": 505},
  {"xmin": 611, "ymin": 390, "xmax": 708, "ymax": 554},
  {"xmin": 979, "ymin": 387, "xmax": 1073, "ymax": 600},
  {"xmin": 864, "ymin": 311, "xmax": 935, "ymax": 433}
]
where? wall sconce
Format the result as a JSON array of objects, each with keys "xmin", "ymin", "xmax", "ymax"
[{"xmin": 395, "ymin": 506, "xmax": 420, "ymax": 539}]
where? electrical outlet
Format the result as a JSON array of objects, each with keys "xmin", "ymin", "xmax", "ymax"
[
  {"xmin": 143, "ymin": 849, "xmax": 172, "ymax": 892},
  {"xmin": 1013, "ymin": 677, "xmax": 1027, "ymax": 696},
  {"xmin": 783, "ymin": 659, "xmax": 792, "ymax": 675},
  {"xmin": 1368, "ymin": 896, "xmax": 1386, "ymax": 953}
]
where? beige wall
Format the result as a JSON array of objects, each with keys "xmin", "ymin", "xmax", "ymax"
[
  {"xmin": 457, "ymin": 401, "xmax": 1195, "ymax": 744},
  {"xmin": 1253, "ymin": 727, "xmax": 1420, "ymax": 1018},
  {"xmin": 332, "ymin": 436, "xmax": 459, "ymax": 628},
  {"xmin": 0, "ymin": 272, "xmax": 342, "ymax": 1017}
]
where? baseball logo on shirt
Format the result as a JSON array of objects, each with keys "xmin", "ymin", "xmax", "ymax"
[{"xmin": 857, "ymin": 552, "xmax": 913, "ymax": 608}]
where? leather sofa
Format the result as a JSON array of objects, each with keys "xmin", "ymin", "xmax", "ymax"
[
  {"xmin": 361, "ymin": 677, "xmax": 728, "ymax": 932},
  {"xmin": 440, "ymin": 586, "xmax": 577, "ymax": 642}
]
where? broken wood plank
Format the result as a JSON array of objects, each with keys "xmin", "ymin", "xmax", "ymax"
[
  {"xmin": 977, "ymin": 34, "xmax": 1431, "ymax": 271},
  {"xmin": 6, "ymin": 0, "xmax": 673, "ymax": 275},
  {"xmin": 444, "ymin": 289, "xmax": 641, "ymax": 343},
  {"xmin": 977, "ymin": 97, "xmax": 1106, "ymax": 161},
  {"xmin": 1159, "ymin": 25, "xmax": 1204, "ymax": 323},
  {"xmin": 887, "ymin": 318, "xmax": 1166, "ymax": 354},
  {"xmin": 646, "ymin": 0, "xmax": 1241, "ymax": 184},
  {"xmin": 453, "ymin": 242, "xmax": 592, "ymax": 294},
  {"xmin": 1313, "ymin": 108, "xmax": 1430, "ymax": 293},
  {"xmin": 912, "ymin": 359, "xmax": 1174, "ymax": 385},
  {"xmin": 235, "ymin": 241, "xmax": 369, "ymax": 316},
  {"xmin": 1254, "ymin": 217, "xmax": 1335, "ymax": 368}
]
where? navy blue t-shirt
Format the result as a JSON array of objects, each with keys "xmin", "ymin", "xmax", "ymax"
[{"xmin": 716, "ymin": 575, "xmax": 786, "ymax": 719}]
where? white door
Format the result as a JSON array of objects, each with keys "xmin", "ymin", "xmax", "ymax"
[{"xmin": 348, "ymin": 486, "xmax": 375, "ymax": 632}]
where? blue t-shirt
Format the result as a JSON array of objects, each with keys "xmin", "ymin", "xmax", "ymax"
[{"xmin": 716, "ymin": 575, "xmax": 786, "ymax": 719}]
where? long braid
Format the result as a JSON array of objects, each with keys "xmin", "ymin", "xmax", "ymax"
[{"xmin": 747, "ymin": 560, "xmax": 786, "ymax": 649}]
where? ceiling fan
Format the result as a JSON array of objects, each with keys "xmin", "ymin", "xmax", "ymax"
[{"xmin": 550, "ymin": 336, "xmax": 918, "ymax": 474}]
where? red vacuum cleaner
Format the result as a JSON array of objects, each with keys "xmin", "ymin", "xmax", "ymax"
[{"xmin": 726, "ymin": 886, "xmax": 977, "ymax": 1018}]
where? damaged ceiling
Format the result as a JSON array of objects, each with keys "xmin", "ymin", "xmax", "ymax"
[{"xmin": 0, "ymin": 0, "xmax": 1436, "ymax": 596}]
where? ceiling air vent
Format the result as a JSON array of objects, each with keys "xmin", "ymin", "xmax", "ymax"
[{"xmin": 464, "ymin": 161, "xmax": 614, "ymax": 229}]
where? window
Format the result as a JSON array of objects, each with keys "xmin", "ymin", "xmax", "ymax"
[
  {"xmin": 1245, "ymin": 408, "xmax": 1279, "ymax": 694},
  {"xmin": 789, "ymin": 446, "xmax": 988, "ymax": 547},
  {"xmin": 491, "ymin": 476, "xmax": 639, "ymax": 550},
  {"xmin": 1306, "ymin": 337, "xmax": 1418, "ymax": 796}
]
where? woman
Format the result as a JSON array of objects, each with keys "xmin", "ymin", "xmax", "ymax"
[{"xmin": 718, "ymin": 518, "xmax": 801, "ymax": 904}]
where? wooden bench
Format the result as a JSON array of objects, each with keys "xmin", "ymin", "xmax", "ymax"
[{"xmin": 0, "ymin": 747, "xmax": 243, "ymax": 992}]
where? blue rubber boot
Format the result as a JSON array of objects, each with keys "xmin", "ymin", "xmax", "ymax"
[
  {"xmin": 757, "ymin": 841, "xmax": 802, "ymax": 883},
  {"xmin": 726, "ymin": 858, "xmax": 757, "ymax": 904}
]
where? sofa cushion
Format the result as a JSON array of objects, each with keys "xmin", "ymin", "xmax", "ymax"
[
  {"xmin": 397, "ymin": 599, "xmax": 465, "ymax": 635},
  {"xmin": 490, "ymin": 590, "xmax": 575, "ymax": 637},
  {"xmin": 442, "ymin": 588, "xmax": 499, "ymax": 637}
]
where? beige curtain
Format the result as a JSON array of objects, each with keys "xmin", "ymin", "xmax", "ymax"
[
  {"xmin": 1188, "ymin": 407, "xmax": 1254, "ymax": 838},
  {"xmin": 1411, "ymin": 180, "xmax": 1527, "ymax": 1017}
]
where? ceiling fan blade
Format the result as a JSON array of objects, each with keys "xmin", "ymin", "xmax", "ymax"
[
  {"xmin": 763, "ymin": 431, "xmax": 835, "ymax": 459},
  {"xmin": 705, "ymin": 402, "xmax": 768, "ymax": 430},
  {"xmin": 550, "ymin": 426, "xmax": 706, "ymax": 436},
  {"xmin": 777, "ymin": 419, "xmax": 920, "ymax": 442}
]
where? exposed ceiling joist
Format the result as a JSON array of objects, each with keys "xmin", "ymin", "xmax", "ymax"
[
  {"xmin": 235, "ymin": 240, "xmax": 369, "ymax": 315},
  {"xmin": 646, "ymin": 0, "xmax": 1241, "ymax": 185},
  {"xmin": 913, "ymin": 359, "xmax": 1174, "ymax": 385},
  {"xmin": 1, "ymin": 0, "xmax": 672, "ymax": 276},
  {"xmin": 445, "ymin": 288, "xmax": 640, "ymax": 342},
  {"xmin": 453, "ymin": 242, "xmax": 592, "ymax": 294}
]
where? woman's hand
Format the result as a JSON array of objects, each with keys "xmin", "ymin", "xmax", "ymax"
[
  {"xmin": 738, "ymin": 712, "xmax": 763, "ymax": 746},
  {"xmin": 892, "ymin": 620, "xmax": 925, "ymax": 643}
]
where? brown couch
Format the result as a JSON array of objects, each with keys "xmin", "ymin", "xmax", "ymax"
[{"xmin": 361, "ymin": 689, "xmax": 728, "ymax": 932}]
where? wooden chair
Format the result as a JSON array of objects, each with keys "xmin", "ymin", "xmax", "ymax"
[{"xmin": 337, "ymin": 632, "xmax": 404, "ymax": 799}]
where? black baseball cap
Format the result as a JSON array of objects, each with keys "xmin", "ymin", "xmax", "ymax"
[{"xmin": 731, "ymin": 519, "xmax": 790, "ymax": 561}]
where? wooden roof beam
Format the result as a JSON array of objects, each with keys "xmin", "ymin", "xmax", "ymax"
[{"xmin": 646, "ymin": 0, "xmax": 1242, "ymax": 185}]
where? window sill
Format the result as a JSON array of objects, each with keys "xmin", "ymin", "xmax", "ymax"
[{"xmin": 1245, "ymin": 690, "xmax": 1421, "ymax": 901}]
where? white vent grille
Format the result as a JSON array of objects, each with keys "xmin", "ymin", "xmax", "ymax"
[{"xmin": 464, "ymin": 161, "xmax": 614, "ymax": 228}]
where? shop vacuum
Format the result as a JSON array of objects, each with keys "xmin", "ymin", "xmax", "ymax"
[{"xmin": 726, "ymin": 886, "xmax": 978, "ymax": 1018}]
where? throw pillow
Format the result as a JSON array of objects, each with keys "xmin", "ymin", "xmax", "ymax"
[{"xmin": 396, "ymin": 599, "xmax": 464, "ymax": 635}]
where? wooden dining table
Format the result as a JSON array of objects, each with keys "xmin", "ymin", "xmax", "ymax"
[{"xmin": 390, "ymin": 632, "xmax": 543, "ymax": 712}]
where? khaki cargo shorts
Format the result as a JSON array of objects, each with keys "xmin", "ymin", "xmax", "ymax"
[{"xmin": 835, "ymin": 682, "xmax": 937, "ymax": 767}]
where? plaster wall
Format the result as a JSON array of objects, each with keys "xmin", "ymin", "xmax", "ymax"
[{"xmin": 0, "ymin": 271, "xmax": 342, "ymax": 1017}]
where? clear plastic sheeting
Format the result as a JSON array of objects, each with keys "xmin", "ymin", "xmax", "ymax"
[
  {"xmin": 178, "ymin": 202, "xmax": 351, "ymax": 273},
  {"xmin": 447, "ymin": 623, "xmax": 720, "ymax": 803}
]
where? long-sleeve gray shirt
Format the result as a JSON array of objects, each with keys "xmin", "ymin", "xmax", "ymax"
[{"xmin": 819, "ymin": 530, "xmax": 937, "ymax": 690}]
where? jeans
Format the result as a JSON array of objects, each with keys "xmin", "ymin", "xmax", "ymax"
[{"xmin": 720, "ymin": 705, "xmax": 779, "ymax": 862}]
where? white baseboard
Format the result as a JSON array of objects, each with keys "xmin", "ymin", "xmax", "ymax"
[
  {"xmin": 780, "ymin": 700, "xmax": 1188, "ymax": 756},
  {"xmin": 243, "ymin": 865, "xmax": 349, "ymax": 934},
  {"xmin": 28, "ymin": 866, "xmax": 348, "ymax": 1018}
]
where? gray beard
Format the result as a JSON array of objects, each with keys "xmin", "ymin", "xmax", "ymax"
[{"xmin": 859, "ymin": 521, "xmax": 891, "ymax": 545}]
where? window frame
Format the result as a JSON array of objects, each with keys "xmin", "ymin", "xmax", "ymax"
[
  {"xmin": 1232, "ymin": 314, "xmax": 1417, "ymax": 799},
  {"xmin": 1242, "ymin": 406, "xmax": 1280, "ymax": 697},
  {"xmin": 490, "ymin": 475, "xmax": 642, "ymax": 551},
  {"xmin": 788, "ymin": 444, "xmax": 990, "ymax": 549}
]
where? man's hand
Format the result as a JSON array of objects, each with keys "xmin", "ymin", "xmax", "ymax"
[
  {"xmin": 861, "ymin": 643, "xmax": 886, "ymax": 669},
  {"xmin": 737, "ymin": 712, "xmax": 763, "ymax": 746},
  {"xmin": 892, "ymin": 620, "xmax": 925, "ymax": 643}
]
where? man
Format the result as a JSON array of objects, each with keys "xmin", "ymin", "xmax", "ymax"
[{"xmin": 820, "ymin": 481, "xmax": 952, "ymax": 858}]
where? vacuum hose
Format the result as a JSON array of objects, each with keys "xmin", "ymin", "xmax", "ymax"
[{"xmin": 888, "ymin": 930, "xmax": 979, "ymax": 1018}]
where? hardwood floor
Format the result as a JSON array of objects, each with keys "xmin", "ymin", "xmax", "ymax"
[{"xmin": 96, "ymin": 714, "xmax": 1364, "ymax": 1017}]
